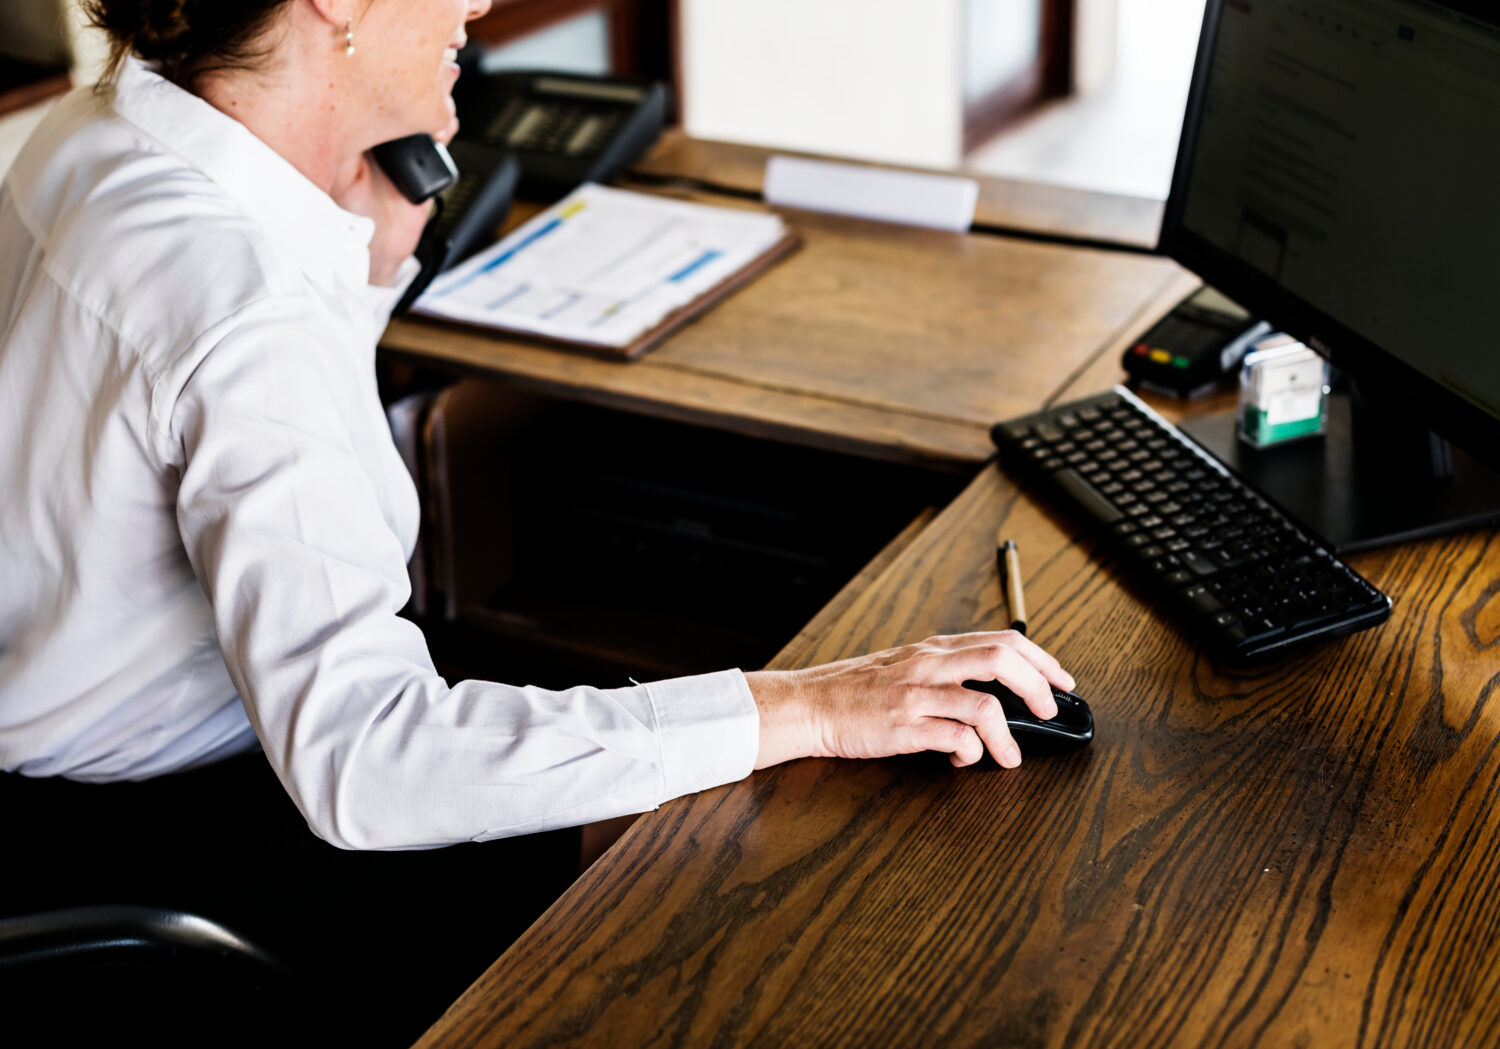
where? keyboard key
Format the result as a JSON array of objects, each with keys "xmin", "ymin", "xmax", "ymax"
[
  {"xmin": 1053, "ymin": 469, "xmax": 1123, "ymax": 525},
  {"xmin": 1182, "ymin": 584, "xmax": 1227, "ymax": 617},
  {"xmin": 1179, "ymin": 549, "xmax": 1218, "ymax": 577}
]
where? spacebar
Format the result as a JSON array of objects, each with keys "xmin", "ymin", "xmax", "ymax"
[{"xmin": 1052, "ymin": 468, "xmax": 1123, "ymax": 525}]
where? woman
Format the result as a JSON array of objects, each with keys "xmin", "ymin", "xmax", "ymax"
[{"xmin": 0, "ymin": 0, "xmax": 1075, "ymax": 1038}]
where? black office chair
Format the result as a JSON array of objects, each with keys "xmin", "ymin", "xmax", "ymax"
[{"xmin": 0, "ymin": 905, "xmax": 331, "ymax": 1046}]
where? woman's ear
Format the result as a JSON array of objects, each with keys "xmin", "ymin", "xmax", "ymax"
[{"xmin": 300, "ymin": 0, "xmax": 352, "ymax": 33}]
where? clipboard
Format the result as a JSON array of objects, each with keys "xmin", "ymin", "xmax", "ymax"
[{"xmin": 410, "ymin": 185, "xmax": 803, "ymax": 361}]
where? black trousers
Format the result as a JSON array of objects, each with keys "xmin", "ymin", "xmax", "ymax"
[{"xmin": 2, "ymin": 752, "xmax": 578, "ymax": 1046}]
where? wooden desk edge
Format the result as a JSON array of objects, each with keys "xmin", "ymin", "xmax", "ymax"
[
  {"xmin": 634, "ymin": 130, "xmax": 1165, "ymax": 250},
  {"xmin": 380, "ymin": 321, "xmax": 989, "ymax": 471},
  {"xmin": 380, "ymin": 263, "xmax": 1197, "ymax": 473}
]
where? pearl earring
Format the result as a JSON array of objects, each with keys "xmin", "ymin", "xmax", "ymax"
[{"xmin": 344, "ymin": 17, "xmax": 356, "ymax": 57}]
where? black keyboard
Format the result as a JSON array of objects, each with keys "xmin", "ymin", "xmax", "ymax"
[{"xmin": 991, "ymin": 387, "xmax": 1391, "ymax": 663}]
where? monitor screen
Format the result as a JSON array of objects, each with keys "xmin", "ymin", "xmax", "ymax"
[{"xmin": 1160, "ymin": 0, "xmax": 1500, "ymax": 470}]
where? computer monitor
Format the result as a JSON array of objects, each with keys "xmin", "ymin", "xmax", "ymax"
[{"xmin": 1158, "ymin": 0, "xmax": 1500, "ymax": 551}]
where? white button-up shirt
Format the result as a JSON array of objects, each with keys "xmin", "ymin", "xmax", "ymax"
[{"xmin": 0, "ymin": 62, "xmax": 759, "ymax": 849}]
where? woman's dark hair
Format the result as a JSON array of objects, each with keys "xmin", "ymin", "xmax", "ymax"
[{"xmin": 83, "ymin": 0, "xmax": 294, "ymax": 88}]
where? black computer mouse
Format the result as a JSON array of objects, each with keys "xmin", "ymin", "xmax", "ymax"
[{"xmin": 962, "ymin": 680, "xmax": 1095, "ymax": 754}]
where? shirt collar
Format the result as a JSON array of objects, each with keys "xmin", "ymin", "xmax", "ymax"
[{"xmin": 111, "ymin": 59, "xmax": 374, "ymax": 290}]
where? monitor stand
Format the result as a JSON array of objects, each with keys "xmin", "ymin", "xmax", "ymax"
[{"xmin": 1178, "ymin": 388, "xmax": 1500, "ymax": 554}]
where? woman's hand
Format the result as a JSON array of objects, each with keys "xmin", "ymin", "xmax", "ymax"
[
  {"xmin": 334, "ymin": 116, "xmax": 461, "ymax": 287},
  {"xmin": 745, "ymin": 631, "xmax": 1075, "ymax": 771}
]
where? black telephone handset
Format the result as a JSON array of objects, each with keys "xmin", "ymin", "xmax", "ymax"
[
  {"xmin": 370, "ymin": 133, "xmax": 459, "ymax": 204},
  {"xmin": 371, "ymin": 68, "xmax": 667, "ymax": 314}
]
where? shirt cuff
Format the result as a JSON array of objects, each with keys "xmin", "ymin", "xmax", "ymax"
[{"xmin": 644, "ymin": 668, "xmax": 759, "ymax": 803}]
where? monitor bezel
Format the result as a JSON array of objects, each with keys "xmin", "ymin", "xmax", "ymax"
[{"xmin": 1158, "ymin": 0, "xmax": 1500, "ymax": 474}]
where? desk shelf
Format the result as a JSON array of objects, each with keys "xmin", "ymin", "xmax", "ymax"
[
  {"xmin": 410, "ymin": 380, "xmax": 965, "ymax": 685},
  {"xmin": 455, "ymin": 595, "xmax": 774, "ymax": 683}
]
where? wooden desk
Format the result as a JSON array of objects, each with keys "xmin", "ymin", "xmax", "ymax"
[
  {"xmin": 380, "ymin": 142, "xmax": 1188, "ymax": 470},
  {"xmin": 416, "ymin": 361, "xmax": 1500, "ymax": 1048},
  {"xmin": 399, "ymin": 141, "xmax": 1498, "ymax": 1047}
]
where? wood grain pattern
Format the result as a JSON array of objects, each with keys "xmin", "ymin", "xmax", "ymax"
[
  {"xmin": 632, "ymin": 129, "xmax": 1166, "ymax": 250},
  {"xmin": 401, "ymin": 140, "xmax": 1500, "ymax": 1049},
  {"xmin": 382, "ymin": 313, "xmax": 988, "ymax": 469},
  {"xmin": 417, "ymin": 453, "xmax": 1500, "ymax": 1049},
  {"xmin": 380, "ymin": 184, "xmax": 1184, "ymax": 468}
]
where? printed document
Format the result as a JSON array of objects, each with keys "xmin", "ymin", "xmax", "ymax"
[{"xmin": 413, "ymin": 183, "xmax": 788, "ymax": 349}]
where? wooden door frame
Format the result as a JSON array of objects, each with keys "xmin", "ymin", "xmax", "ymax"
[
  {"xmin": 962, "ymin": 0, "xmax": 1075, "ymax": 153},
  {"xmin": 468, "ymin": 0, "xmax": 677, "ymax": 90}
]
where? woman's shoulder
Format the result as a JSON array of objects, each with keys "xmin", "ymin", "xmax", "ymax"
[{"xmin": 11, "ymin": 90, "xmax": 313, "ymax": 361}]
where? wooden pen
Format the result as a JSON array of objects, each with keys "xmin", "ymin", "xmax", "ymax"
[{"xmin": 999, "ymin": 534, "xmax": 1027, "ymax": 635}]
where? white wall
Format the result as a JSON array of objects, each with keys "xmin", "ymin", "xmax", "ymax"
[
  {"xmin": 62, "ymin": 0, "xmax": 110, "ymax": 83},
  {"xmin": 679, "ymin": 0, "xmax": 964, "ymax": 169},
  {"xmin": 1073, "ymin": 0, "xmax": 1119, "ymax": 94}
]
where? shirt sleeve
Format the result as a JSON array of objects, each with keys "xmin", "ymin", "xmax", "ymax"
[{"xmin": 169, "ymin": 302, "xmax": 759, "ymax": 850}]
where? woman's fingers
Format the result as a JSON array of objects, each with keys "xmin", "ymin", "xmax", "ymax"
[
  {"xmin": 996, "ymin": 631, "xmax": 1074, "ymax": 691},
  {"xmin": 907, "ymin": 717, "xmax": 991, "ymax": 768},
  {"xmin": 918, "ymin": 630, "xmax": 1075, "ymax": 691},
  {"xmin": 915, "ymin": 641, "xmax": 1057, "ymax": 721},
  {"xmin": 912, "ymin": 684, "xmax": 1022, "ymax": 768}
]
